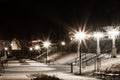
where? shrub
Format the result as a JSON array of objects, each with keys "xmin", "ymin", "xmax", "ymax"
[
  {"xmin": 32, "ymin": 74, "xmax": 62, "ymax": 80},
  {"xmin": 19, "ymin": 59, "xmax": 26, "ymax": 63}
]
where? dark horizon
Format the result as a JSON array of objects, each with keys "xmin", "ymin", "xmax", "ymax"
[{"xmin": 0, "ymin": 0, "xmax": 120, "ymax": 40}]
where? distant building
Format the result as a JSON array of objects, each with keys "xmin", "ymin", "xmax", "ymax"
[{"xmin": 11, "ymin": 38, "xmax": 21, "ymax": 50}]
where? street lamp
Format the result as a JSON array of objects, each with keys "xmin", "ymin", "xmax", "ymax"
[
  {"xmin": 73, "ymin": 31, "xmax": 87, "ymax": 75},
  {"xmin": 107, "ymin": 28, "xmax": 120, "ymax": 58},
  {"xmin": 93, "ymin": 32, "xmax": 104, "ymax": 71},
  {"xmin": 34, "ymin": 44, "xmax": 40, "ymax": 50},
  {"xmin": 4, "ymin": 47, "xmax": 8, "ymax": 51},
  {"xmin": 61, "ymin": 41, "xmax": 66, "ymax": 46},
  {"xmin": 4, "ymin": 47, "xmax": 8, "ymax": 61},
  {"xmin": 43, "ymin": 41, "xmax": 51, "ymax": 63},
  {"xmin": 34, "ymin": 44, "xmax": 41, "ymax": 61},
  {"xmin": 29, "ymin": 47, "xmax": 33, "ymax": 51},
  {"xmin": 61, "ymin": 41, "xmax": 66, "ymax": 54}
]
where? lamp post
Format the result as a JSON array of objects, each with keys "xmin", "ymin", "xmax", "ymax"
[
  {"xmin": 43, "ymin": 41, "xmax": 51, "ymax": 63},
  {"xmin": 74, "ymin": 31, "xmax": 86, "ymax": 75},
  {"xmin": 4, "ymin": 47, "xmax": 8, "ymax": 55},
  {"xmin": 107, "ymin": 29, "xmax": 119, "ymax": 58},
  {"xmin": 34, "ymin": 44, "xmax": 40, "ymax": 61},
  {"xmin": 61, "ymin": 41, "xmax": 66, "ymax": 54},
  {"xmin": 93, "ymin": 32, "xmax": 103, "ymax": 71}
]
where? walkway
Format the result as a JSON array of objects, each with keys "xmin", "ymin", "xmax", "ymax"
[{"xmin": 0, "ymin": 59, "xmax": 99, "ymax": 80}]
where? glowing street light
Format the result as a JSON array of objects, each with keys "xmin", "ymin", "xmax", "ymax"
[
  {"xmin": 29, "ymin": 47, "xmax": 33, "ymax": 51},
  {"xmin": 73, "ymin": 30, "xmax": 87, "ymax": 75},
  {"xmin": 107, "ymin": 28, "xmax": 120, "ymax": 58},
  {"xmin": 93, "ymin": 32, "xmax": 104, "ymax": 54},
  {"xmin": 43, "ymin": 41, "xmax": 51, "ymax": 63},
  {"xmin": 4, "ymin": 47, "xmax": 8, "ymax": 60},
  {"xmin": 34, "ymin": 44, "xmax": 40, "ymax": 50},
  {"xmin": 61, "ymin": 41, "xmax": 66, "ymax": 46},
  {"xmin": 61, "ymin": 41, "xmax": 66, "ymax": 54},
  {"xmin": 74, "ymin": 31, "xmax": 86, "ymax": 57},
  {"xmin": 74, "ymin": 32, "xmax": 86, "ymax": 41},
  {"xmin": 4, "ymin": 47, "xmax": 8, "ymax": 51},
  {"xmin": 93, "ymin": 32, "xmax": 104, "ymax": 71}
]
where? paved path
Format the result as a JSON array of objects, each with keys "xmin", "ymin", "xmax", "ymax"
[{"xmin": 0, "ymin": 59, "xmax": 99, "ymax": 80}]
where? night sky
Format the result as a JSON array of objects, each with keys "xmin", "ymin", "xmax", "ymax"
[{"xmin": 0, "ymin": 0, "xmax": 120, "ymax": 40}]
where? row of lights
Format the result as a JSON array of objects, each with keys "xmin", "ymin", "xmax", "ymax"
[
  {"xmin": 29, "ymin": 27, "xmax": 120, "ymax": 72},
  {"xmin": 72, "ymin": 29, "xmax": 119, "ymax": 41},
  {"xmin": 30, "ymin": 40, "xmax": 66, "ymax": 63},
  {"xmin": 29, "ymin": 40, "xmax": 52, "ymax": 63},
  {"xmin": 30, "ymin": 41, "xmax": 66, "ymax": 51},
  {"xmin": 29, "ymin": 41, "xmax": 51, "ymax": 51},
  {"xmin": 71, "ymin": 27, "xmax": 120, "ymax": 74},
  {"xmin": 4, "ymin": 47, "xmax": 8, "ymax": 51}
]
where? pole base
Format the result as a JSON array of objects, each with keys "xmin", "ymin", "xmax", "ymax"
[{"xmin": 111, "ymin": 47, "xmax": 117, "ymax": 58}]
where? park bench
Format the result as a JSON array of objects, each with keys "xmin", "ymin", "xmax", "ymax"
[
  {"xmin": 93, "ymin": 71, "xmax": 106, "ymax": 79},
  {"xmin": 104, "ymin": 71, "xmax": 120, "ymax": 80},
  {"xmin": 94, "ymin": 71, "xmax": 120, "ymax": 80}
]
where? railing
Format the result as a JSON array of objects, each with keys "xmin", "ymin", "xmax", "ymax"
[
  {"xmin": 73, "ymin": 53, "xmax": 95, "ymax": 66},
  {"xmin": 72, "ymin": 53, "xmax": 108, "ymax": 68},
  {"xmin": 70, "ymin": 53, "xmax": 109, "ymax": 73},
  {"xmin": 72, "ymin": 53, "xmax": 88, "ymax": 65},
  {"xmin": 82, "ymin": 54, "xmax": 101, "ymax": 67}
]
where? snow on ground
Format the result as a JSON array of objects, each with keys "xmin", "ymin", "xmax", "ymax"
[
  {"xmin": 1, "ymin": 54, "xmax": 120, "ymax": 80},
  {"xmin": 73, "ymin": 54, "xmax": 120, "ymax": 74},
  {"xmin": 100, "ymin": 55, "xmax": 120, "ymax": 71},
  {"xmin": 1, "ymin": 59, "xmax": 99, "ymax": 80},
  {"xmin": 54, "ymin": 53, "xmax": 77, "ymax": 64},
  {"xmin": 45, "ymin": 72, "xmax": 99, "ymax": 80}
]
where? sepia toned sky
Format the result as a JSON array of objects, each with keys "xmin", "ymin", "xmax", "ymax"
[{"xmin": 0, "ymin": 0, "xmax": 120, "ymax": 40}]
